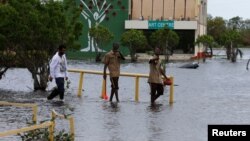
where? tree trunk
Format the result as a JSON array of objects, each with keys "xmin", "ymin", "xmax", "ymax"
[
  {"xmin": 29, "ymin": 66, "xmax": 48, "ymax": 91},
  {"xmin": 39, "ymin": 66, "xmax": 49, "ymax": 90},
  {"xmin": 231, "ymin": 51, "xmax": 236, "ymax": 62},
  {"xmin": 94, "ymin": 40, "xmax": 101, "ymax": 62},
  {"xmin": 130, "ymin": 50, "xmax": 137, "ymax": 62},
  {"xmin": 203, "ymin": 46, "xmax": 207, "ymax": 63},
  {"xmin": 226, "ymin": 45, "xmax": 231, "ymax": 60},
  {"xmin": 0, "ymin": 67, "xmax": 9, "ymax": 80},
  {"xmin": 129, "ymin": 44, "xmax": 137, "ymax": 62},
  {"xmin": 32, "ymin": 73, "xmax": 41, "ymax": 91},
  {"xmin": 95, "ymin": 52, "xmax": 102, "ymax": 62},
  {"xmin": 230, "ymin": 42, "xmax": 237, "ymax": 63},
  {"xmin": 164, "ymin": 41, "xmax": 169, "ymax": 63},
  {"xmin": 231, "ymin": 47, "xmax": 236, "ymax": 63}
]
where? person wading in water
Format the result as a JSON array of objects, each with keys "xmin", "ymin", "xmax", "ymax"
[
  {"xmin": 148, "ymin": 47, "xmax": 168, "ymax": 104},
  {"xmin": 103, "ymin": 43, "xmax": 125, "ymax": 102}
]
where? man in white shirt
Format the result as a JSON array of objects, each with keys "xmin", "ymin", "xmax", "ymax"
[{"xmin": 47, "ymin": 45, "xmax": 68, "ymax": 101}]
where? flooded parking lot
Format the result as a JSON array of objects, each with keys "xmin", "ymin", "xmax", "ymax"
[{"xmin": 1, "ymin": 49, "xmax": 250, "ymax": 141}]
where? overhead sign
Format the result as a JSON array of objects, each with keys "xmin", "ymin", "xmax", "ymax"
[{"xmin": 148, "ymin": 20, "xmax": 174, "ymax": 29}]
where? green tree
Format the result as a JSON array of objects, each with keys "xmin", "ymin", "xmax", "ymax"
[
  {"xmin": 0, "ymin": 0, "xmax": 83, "ymax": 90},
  {"xmin": 207, "ymin": 16, "xmax": 226, "ymax": 45},
  {"xmin": 195, "ymin": 35, "xmax": 214, "ymax": 62},
  {"xmin": 0, "ymin": 3, "xmax": 19, "ymax": 79},
  {"xmin": 89, "ymin": 25, "xmax": 114, "ymax": 62},
  {"xmin": 242, "ymin": 29, "xmax": 250, "ymax": 46},
  {"xmin": 227, "ymin": 16, "xmax": 244, "ymax": 30},
  {"xmin": 243, "ymin": 19, "xmax": 250, "ymax": 29},
  {"xmin": 221, "ymin": 29, "xmax": 242, "ymax": 62},
  {"xmin": 167, "ymin": 30, "xmax": 180, "ymax": 53},
  {"xmin": 240, "ymin": 19, "xmax": 250, "ymax": 46},
  {"xmin": 150, "ymin": 28, "xmax": 179, "ymax": 62},
  {"xmin": 121, "ymin": 29, "xmax": 147, "ymax": 62}
]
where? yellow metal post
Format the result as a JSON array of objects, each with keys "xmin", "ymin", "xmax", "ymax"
[
  {"xmin": 78, "ymin": 72, "xmax": 84, "ymax": 97},
  {"xmin": 169, "ymin": 76, "xmax": 174, "ymax": 104},
  {"xmin": 0, "ymin": 122, "xmax": 52, "ymax": 138},
  {"xmin": 69, "ymin": 117, "xmax": 75, "ymax": 141},
  {"xmin": 32, "ymin": 105, "xmax": 37, "ymax": 124},
  {"xmin": 51, "ymin": 110, "xmax": 56, "ymax": 120},
  {"xmin": 49, "ymin": 122, "xmax": 54, "ymax": 141},
  {"xmin": 50, "ymin": 111, "xmax": 56, "ymax": 141},
  {"xmin": 0, "ymin": 101, "xmax": 37, "ymax": 123},
  {"xmin": 68, "ymin": 69, "xmax": 175, "ymax": 103},
  {"xmin": 135, "ymin": 76, "xmax": 140, "ymax": 102}
]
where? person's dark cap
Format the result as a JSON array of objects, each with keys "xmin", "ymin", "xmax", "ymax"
[{"xmin": 112, "ymin": 42, "xmax": 120, "ymax": 51}]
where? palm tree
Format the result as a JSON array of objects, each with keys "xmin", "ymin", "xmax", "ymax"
[
  {"xmin": 195, "ymin": 35, "xmax": 214, "ymax": 62},
  {"xmin": 221, "ymin": 29, "xmax": 243, "ymax": 62}
]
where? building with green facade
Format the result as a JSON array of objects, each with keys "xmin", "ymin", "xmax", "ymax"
[{"xmin": 69, "ymin": 0, "xmax": 207, "ymax": 59}]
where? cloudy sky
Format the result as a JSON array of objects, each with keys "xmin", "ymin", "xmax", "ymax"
[{"xmin": 207, "ymin": 0, "xmax": 250, "ymax": 20}]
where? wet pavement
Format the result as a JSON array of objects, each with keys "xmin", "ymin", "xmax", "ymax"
[{"xmin": 1, "ymin": 49, "xmax": 250, "ymax": 141}]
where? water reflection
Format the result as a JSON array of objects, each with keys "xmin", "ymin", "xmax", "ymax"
[
  {"xmin": 146, "ymin": 103, "xmax": 170, "ymax": 141},
  {"xmin": 101, "ymin": 102, "xmax": 123, "ymax": 141},
  {"xmin": 102, "ymin": 101, "xmax": 120, "ymax": 113},
  {"xmin": 2, "ymin": 50, "xmax": 250, "ymax": 140},
  {"xmin": 147, "ymin": 103, "xmax": 164, "ymax": 112}
]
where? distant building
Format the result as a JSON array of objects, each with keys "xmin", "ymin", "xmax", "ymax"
[
  {"xmin": 74, "ymin": 0, "xmax": 207, "ymax": 58},
  {"xmin": 126, "ymin": 0, "xmax": 207, "ymax": 56}
]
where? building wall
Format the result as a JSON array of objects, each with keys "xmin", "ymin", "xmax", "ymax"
[
  {"xmin": 71, "ymin": 0, "xmax": 207, "ymax": 58},
  {"xmin": 132, "ymin": 0, "xmax": 198, "ymax": 20},
  {"xmin": 130, "ymin": 0, "xmax": 208, "ymax": 56},
  {"xmin": 77, "ymin": 0, "xmax": 129, "ymax": 54}
]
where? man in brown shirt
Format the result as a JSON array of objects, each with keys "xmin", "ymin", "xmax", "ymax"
[
  {"xmin": 103, "ymin": 43, "xmax": 125, "ymax": 102},
  {"xmin": 148, "ymin": 47, "xmax": 168, "ymax": 104}
]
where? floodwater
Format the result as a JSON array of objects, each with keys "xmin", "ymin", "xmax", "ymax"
[{"xmin": 1, "ymin": 48, "xmax": 250, "ymax": 141}]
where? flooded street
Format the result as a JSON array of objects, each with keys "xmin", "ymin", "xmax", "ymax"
[{"xmin": 1, "ymin": 49, "xmax": 250, "ymax": 141}]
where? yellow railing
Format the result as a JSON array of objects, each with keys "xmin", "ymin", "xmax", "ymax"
[
  {"xmin": 0, "ymin": 103, "xmax": 75, "ymax": 141},
  {"xmin": 0, "ymin": 121, "xmax": 54, "ymax": 141},
  {"xmin": 51, "ymin": 109, "xmax": 75, "ymax": 141},
  {"xmin": 0, "ymin": 101, "xmax": 38, "ymax": 123},
  {"xmin": 68, "ymin": 69, "xmax": 174, "ymax": 104}
]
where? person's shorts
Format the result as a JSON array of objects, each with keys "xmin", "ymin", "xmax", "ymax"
[
  {"xmin": 150, "ymin": 83, "xmax": 164, "ymax": 95},
  {"xmin": 110, "ymin": 77, "xmax": 119, "ymax": 89}
]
